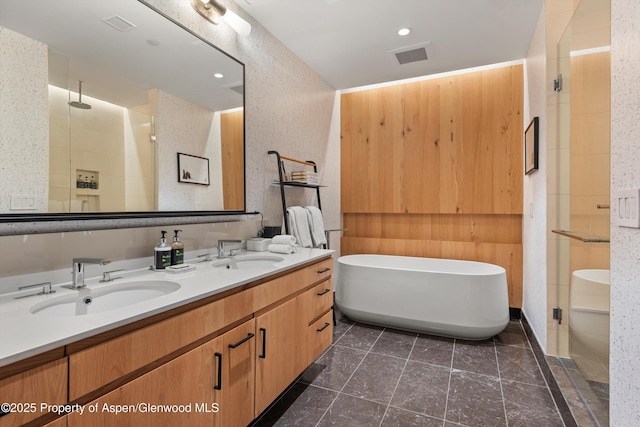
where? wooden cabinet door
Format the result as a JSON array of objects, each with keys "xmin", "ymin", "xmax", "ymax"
[
  {"xmin": 68, "ymin": 335, "xmax": 221, "ymax": 427},
  {"xmin": 307, "ymin": 310, "xmax": 334, "ymax": 364},
  {"xmin": 68, "ymin": 337, "xmax": 222, "ymax": 427},
  {"xmin": 0, "ymin": 359, "xmax": 67, "ymax": 427},
  {"xmin": 43, "ymin": 416, "xmax": 67, "ymax": 427},
  {"xmin": 215, "ymin": 319, "xmax": 255, "ymax": 427},
  {"xmin": 254, "ymin": 297, "xmax": 305, "ymax": 417},
  {"xmin": 68, "ymin": 320, "xmax": 256, "ymax": 427}
]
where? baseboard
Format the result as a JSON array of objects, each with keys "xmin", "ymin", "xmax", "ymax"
[
  {"xmin": 520, "ymin": 314, "xmax": 578, "ymax": 427},
  {"xmin": 509, "ymin": 307, "xmax": 522, "ymax": 320}
]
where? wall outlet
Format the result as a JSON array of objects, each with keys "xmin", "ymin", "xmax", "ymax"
[
  {"xmin": 10, "ymin": 195, "xmax": 37, "ymax": 211},
  {"xmin": 616, "ymin": 188, "xmax": 640, "ymax": 228}
]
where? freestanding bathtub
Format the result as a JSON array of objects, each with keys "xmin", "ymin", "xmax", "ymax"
[{"xmin": 335, "ymin": 254, "xmax": 510, "ymax": 340}]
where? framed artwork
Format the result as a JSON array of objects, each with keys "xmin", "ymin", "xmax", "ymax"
[
  {"xmin": 177, "ymin": 152, "xmax": 210, "ymax": 185},
  {"xmin": 524, "ymin": 116, "xmax": 539, "ymax": 175}
]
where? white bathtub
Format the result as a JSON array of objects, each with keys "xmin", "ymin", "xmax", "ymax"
[{"xmin": 335, "ymin": 254, "xmax": 510, "ymax": 340}]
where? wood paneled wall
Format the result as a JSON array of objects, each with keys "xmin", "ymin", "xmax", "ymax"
[
  {"xmin": 220, "ymin": 109, "xmax": 244, "ymax": 210},
  {"xmin": 340, "ymin": 65, "xmax": 524, "ymax": 307}
]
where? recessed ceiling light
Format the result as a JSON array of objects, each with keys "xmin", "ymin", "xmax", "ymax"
[
  {"xmin": 398, "ymin": 28, "xmax": 411, "ymax": 36},
  {"xmin": 214, "ymin": 73, "xmax": 224, "ymax": 79}
]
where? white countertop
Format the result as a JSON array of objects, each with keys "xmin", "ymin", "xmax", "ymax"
[{"xmin": 0, "ymin": 249, "xmax": 333, "ymax": 367}]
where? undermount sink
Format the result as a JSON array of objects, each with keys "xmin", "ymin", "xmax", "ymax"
[
  {"xmin": 213, "ymin": 255, "xmax": 284, "ymax": 270},
  {"xmin": 30, "ymin": 280, "xmax": 181, "ymax": 317}
]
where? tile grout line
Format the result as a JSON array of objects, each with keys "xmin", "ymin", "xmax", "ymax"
[
  {"xmin": 252, "ymin": 319, "xmax": 357, "ymax": 426},
  {"xmin": 376, "ymin": 332, "xmax": 419, "ymax": 427},
  {"xmin": 494, "ymin": 336, "xmax": 510, "ymax": 427},
  {"xmin": 519, "ymin": 322, "xmax": 573, "ymax": 427},
  {"xmin": 442, "ymin": 338, "xmax": 457, "ymax": 426},
  {"xmin": 314, "ymin": 324, "xmax": 385, "ymax": 427}
]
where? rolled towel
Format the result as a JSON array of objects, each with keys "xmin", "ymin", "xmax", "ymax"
[
  {"xmin": 271, "ymin": 234, "xmax": 297, "ymax": 245},
  {"xmin": 268, "ymin": 243, "xmax": 295, "ymax": 254}
]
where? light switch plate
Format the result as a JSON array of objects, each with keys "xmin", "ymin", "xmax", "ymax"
[
  {"xmin": 10, "ymin": 195, "xmax": 37, "ymax": 211},
  {"xmin": 616, "ymin": 188, "xmax": 640, "ymax": 228}
]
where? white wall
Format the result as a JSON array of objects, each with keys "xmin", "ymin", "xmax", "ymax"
[
  {"xmin": 522, "ymin": 4, "xmax": 548, "ymax": 351},
  {"xmin": 143, "ymin": 0, "xmax": 339, "ymax": 239},
  {"xmin": 156, "ymin": 90, "xmax": 223, "ymax": 211},
  {"xmin": 0, "ymin": 0, "xmax": 339, "ymax": 267},
  {"xmin": 610, "ymin": 0, "xmax": 640, "ymax": 423}
]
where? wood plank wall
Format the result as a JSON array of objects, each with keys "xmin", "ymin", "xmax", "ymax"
[
  {"xmin": 220, "ymin": 109, "xmax": 244, "ymax": 210},
  {"xmin": 340, "ymin": 65, "xmax": 524, "ymax": 307}
]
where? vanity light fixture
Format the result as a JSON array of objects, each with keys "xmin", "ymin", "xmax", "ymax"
[{"xmin": 190, "ymin": 0, "xmax": 252, "ymax": 37}]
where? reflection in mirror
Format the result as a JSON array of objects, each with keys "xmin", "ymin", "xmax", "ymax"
[
  {"xmin": 555, "ymin": 0, "xmax": 610, "ymax": 425},
  {"xmin": 0, "ymin": 0, "xmax": 245, "ymax": 217}
]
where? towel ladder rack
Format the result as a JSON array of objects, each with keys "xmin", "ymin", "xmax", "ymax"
[{"xmin": 268, "ymin": 150, "xmax": 323, "ymax": 239}]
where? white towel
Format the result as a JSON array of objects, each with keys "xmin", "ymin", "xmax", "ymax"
[
  {"xmin": 287, "ymin": 207, "xmax": 313, "ymax": 248},
  {"xmin": 268, "ymin": 243, "xmax": 296, "ymax": 254},
  {"xmin": 304, "ymin": 206, "xmax": 327, "ymax": 247},
  {"xmin": 271, "ymin": 235, "xmax": 297, "ymax": 245}
]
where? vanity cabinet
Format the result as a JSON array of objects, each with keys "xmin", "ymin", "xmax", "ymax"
[
  {"xmin": 43, "ymin": 417, "xmax": 67, "ymax": 427},
  {"xmin": 302, "ymin": 280, "xmax": 335, "ymax": 365},
  {"xmin": 68, "ymin": 319, "xmax": 255, "ymax": 427},
  {"xmin": 0, "ymin": 358, "xmax": 67, "ymax": 427},
  {"xmin": 255, "ymin": 296, "xmax": 304, "ymax": 416},
  {"xmin": 2, "ymin": 254, "xmax": 333, "ymax": 427},
  {"xmin": 254, "ymin": 261, "xmax": 334, "ymax": 416}
]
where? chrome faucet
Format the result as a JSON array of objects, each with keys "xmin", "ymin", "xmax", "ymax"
[
  {"xmin": 216, "ymin": 240, "xmax": 242, "ymax": 258},
  {"xmin": 71, "ymin": 258, "xmax": 111, "ymax": 289}
]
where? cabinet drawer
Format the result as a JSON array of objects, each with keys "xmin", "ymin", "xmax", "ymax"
[
  {"xmin": 307, "ymin": 310, "xmax": 333, "ymax": 364},
  {"xmin": 307, "ymin": 258, "xmax": 333, "ymax": 284},
  {"xmin": 69, "ymin": 288, "xmax": 253, "ymax": 400},
  {"xmin": 253, "ymin": 267, "xmax": 307, "ymax": 312},
  {"xmin": 0, "ymin": 359, "xmax": 67, "ymax": 427},
  {"xmin": 301, "ymin": 279, "xmax": 333, "ymax": 324}
]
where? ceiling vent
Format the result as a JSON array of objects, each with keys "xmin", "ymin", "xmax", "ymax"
[
  {"xmin": 102, "ymin": 16, "xmax": 136, "ymax": 32},
  {"xmin": 388, "ymin": 42, "xmax": 431, "ymax": 65}
]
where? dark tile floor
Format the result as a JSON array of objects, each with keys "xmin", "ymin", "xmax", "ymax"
[{"xmin": 252, "ymin": 313, "xmax": 566, "ymax": 427}]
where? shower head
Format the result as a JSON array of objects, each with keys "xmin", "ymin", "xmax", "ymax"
[{"xmin": 69, "ymin": 81, "xmax": 92, "ymax": 109}]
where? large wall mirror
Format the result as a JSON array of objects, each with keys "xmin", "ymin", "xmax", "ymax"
[{"xmin": 0, "ymin": 0, "xmax": 245, "ymax": 222}]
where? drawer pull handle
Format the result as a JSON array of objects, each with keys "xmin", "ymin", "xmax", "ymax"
[
  {"xmin": 317, "ymin": 268, "xmax": 331, "ymax": 274},
  {"xmin": 259, "ymin": 328, "xmax": 267, "ymax": 359},
  {"xmin": 317, "ymin": 288, "xmax": 331, "ymax": 296},
  {"xmin": 316, "ymin": 322, "xmax": 331, "ymax": 332},
  {"xmin": 214, "ymin": 352, "xmax": 222, "ymax": 390},
  {"xmin": 228, "ymin": 333, "xmax": 255, "ymax": 349}
]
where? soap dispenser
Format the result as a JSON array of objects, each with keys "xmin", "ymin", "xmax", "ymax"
[
  {"xmin": 171, "ymin": 229, "xmax": 184, "ymax": 265},
  {"xmin": 154, "ymin": 231, "xmax": 171, "ymax": 270}
]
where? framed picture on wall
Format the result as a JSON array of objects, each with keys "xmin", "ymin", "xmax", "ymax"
[
  {"xmin": 524, "ymin": 116, "xmax": 539, "ymax": 175},
  {"xmin": 177, "ymin": 152, "xmax": 210, "ymax": 185}
]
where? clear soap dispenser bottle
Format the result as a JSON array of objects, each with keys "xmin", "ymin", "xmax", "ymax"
[
  {"xmin": 154, "ymin": 230, "xmax": 171, "ymax": 270},
  {"xmin": 171, "ymin": 229, "xmax": 184, "ymax": 265}
]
